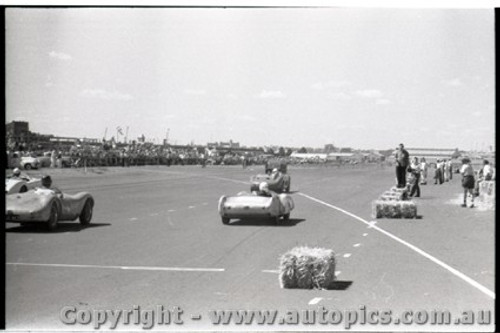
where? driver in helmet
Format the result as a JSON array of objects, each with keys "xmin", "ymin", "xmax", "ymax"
[
  {"xmin": 38, "ymin": 175, "xmax": 62, "ymax": 194},
  {"xmin": 253, "ymin": 182, "xmax": 274, "ymax": 197},
  {"xmin": 12, "ymin": 168, "xmax": 22, "ymax": 178},
  {"xmin": 270, "ymin": 168, "xmax": 281, "ymax": 180}
]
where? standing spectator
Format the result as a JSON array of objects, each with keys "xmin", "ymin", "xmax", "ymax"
[
  {"xmin": 460, "ymin": 158, "xmax": 475, "ymax": 208},
  {"xmin": 394, "ymin": 143, "xmax": 410, "ymax": 188},
  {"xmin": 434, "ymin": 159, "xmax": 444, "ymax": 185},
  {"xmin": 420, "ymin": 157, "xmax": 428, "ymax": 185},
  {"xmin": 474, "ymin": 159, "xmax": 494, "ymax": 196},
  {"xmin": 482, "ymin": 160, "xmax": 494, "ymax": 181},
  {"xmin": 50, "ymin": 149, "xmax": 57, "ymax": 168},
  {"xmin": 407, "ymin": 157, "xmax": 421, "ymax": 197},
  {"xmin": 447, "ymin": 159, "xmax": 453, "ymax": 181},
  {"xmin": 443, "ymin": 159, "xmax": 450, "ymax": 182},
  {"xmin": 440, "ymin": 159, "xmax": 446, "ymax": 183},
  {"xmin": 57, "ymin": 151, "xmax": 63, "ymax": 168}
]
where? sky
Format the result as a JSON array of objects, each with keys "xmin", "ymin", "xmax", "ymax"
[{"xmin": 5, "ymin": 7, "xmax": 495, "ymax": 150}]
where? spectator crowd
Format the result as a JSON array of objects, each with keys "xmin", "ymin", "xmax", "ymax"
[{"xmin": 394, "ymin": 143, "xmax": 495, "ymax": 207}]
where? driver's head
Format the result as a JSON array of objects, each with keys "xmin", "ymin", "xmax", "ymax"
[
  {"xmin": 13, "ymin": 168, "xmax": 21, "ymax": 176},
  {"xmin": 41, "ymin": 175, "xmax": 52, "ymax": 188},
  {"xmin": 259, "ymin": 182, "xmax": 269, "ymax": 193},
  {"xmin": 272, "ymin": 168, "xmax": 279, "ymax": 174}
]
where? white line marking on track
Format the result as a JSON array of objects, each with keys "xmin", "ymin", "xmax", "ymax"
[
  {"xmin": 299, "ymin": 192, "xmax": 496, "ymax": 300},
  {"xmin": 353, "ymin": 243, "xmax": 361, "ymax": 247},
  {"xmin": 343, "ymin": 253, "xmax": 352, "ymax": 258},
  {"xmin": 188, "ymin": 206, "xmax": 195, "ymax": 209},
  {"xmin": 129, "ymin": 217, "xmax": 138, "ymax": 221},
  {"xmin": 6, "ymin": 262, "xmax": 225, "ymax": 272},
  {"xmin": 308, "ymin": 297, "xmax": 323, "ymax": 305},
  {"xmin": 363, "ymin": 233, "xmax": 369, "ymax": 237},
  {"xmin": 262, "ymin": 270, "xmax": 280, "ymax": 274},
  {"xmin": 168, "ymin": 209, "xmax": 175, "ymax": 213}
]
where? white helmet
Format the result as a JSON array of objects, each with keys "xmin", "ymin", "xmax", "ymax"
[
  {"xmin": 259, "ymin": 182, "xmax": 269, "ymax": 192},
  {"xmin": 13, "ymin": 168, "xmax": 21, "ymax": 176},
  {"xmin": 272, "ymin": 168, "xmax": 279, "ymax": 173}
]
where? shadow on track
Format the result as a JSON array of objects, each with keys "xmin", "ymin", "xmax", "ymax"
[
  {"xmin": 326, "ymin": 280, "xmax": 353, "ymax": 291},
  {"xmin": 227, "ymin": 218, "xmax": 306, "ymax": 227},
  {"xmin": 282, "ymin": 280, "xmax": 353, "ymax": 291},
  {"xmin": 5, "ymin": 222, "xmax": 111, "ymax": 233},
  {"xmin": 285, "ymin": 190, "xmax": 300, "ymax": 194}
]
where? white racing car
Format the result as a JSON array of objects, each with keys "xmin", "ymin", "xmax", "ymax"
[
  {"xmin": 218, "ymin": 191, "xmax": 294, "ymax": 225},
  {"xmin": 5, "ymin": 175, "xmax": 42, "ymax": 194}
]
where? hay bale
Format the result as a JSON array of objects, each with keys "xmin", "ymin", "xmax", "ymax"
[
  {"xmin": 389, "ymin": 187, "xmax": 409, "ymax": 200},
  {"xmin": 372, "ymin": 200, "xmax": 417, "ymax": 219},
  {"xmin": 380, "ymin": 191, "xmax": 402, "ymax": 201},
  {"xmin": 279, "ymin": 246, "xmax": 336, "ymax": 289},
  {"xmin": 478, "ymin": 181, "xmax": 495, "ymax": 210}
]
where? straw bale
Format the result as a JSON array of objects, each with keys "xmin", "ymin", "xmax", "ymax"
[
  {"xmin": 279, "ymin": 246, "xmax": 336, "ymax": 289},
  {"xmin": 389, "ymin": 187, "xmax": 409, "ymax": 200},
  {"xmin": 478, "ymin": 181, "xmax": 495, "ymax": 210},
  {"xmin": 372, "ymin": 200, "xmax": 417, "ymax": 219}
]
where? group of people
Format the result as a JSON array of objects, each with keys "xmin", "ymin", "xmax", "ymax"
[
  {"xmin": 460, "ymin": 158, "xmax": 494, "ymax": 208},
  {"xmin": 395, "ymin": 144, "xmax": 422, "ymax": 197},
  {"xmin": 394, "ymin": 143, "xmax": 495, "ymax": 207}
]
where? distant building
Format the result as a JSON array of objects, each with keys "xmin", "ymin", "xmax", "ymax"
[
  {"xmin": 207, "ymin": 140, "xmax": 240, "ymax": 149},
  {"xmin": 404, "ymin": 147, "xmax": 461, "ymax": 163},
  {"xmin": 6, "ymin": 121, "xmax": 30, "ymax": 146},
  {"xmin": 6, "ymin": 121, "xmax": 100, "ymax": 150},
  {"xmin": 327, "ymin": 152, "xmax": 354, "ymax": 163},
  {"xmin": 291, "ymin": 152, "xmax": 328, "ymax": 160}
]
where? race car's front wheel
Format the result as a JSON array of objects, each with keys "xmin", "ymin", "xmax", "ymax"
[
  {"xmin": 19, "ymin": 185, "xmax": 27, "ymax": 193},
  {"xmin": 47, "ymin": 203, "xmax": 59, "ymax": 231},
  {"xmin": 222, "ymin": 217, "xmax": 230, "ymax": 225},
  {"xmin": 79, "ymin": 200, "xmax": 93, "ymax": 225},
  {"xmin": 283, "ymin": 213, "xmax": 290, "ymax": 222}
]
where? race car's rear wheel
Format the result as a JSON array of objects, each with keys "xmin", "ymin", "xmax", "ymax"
[
  {"xmin": 24, "ymin": 164, "xmax": 32, "ymax": 170},
  {"xmin": 47, "ymin": 203, "xmax": 59, "ymax": 231},
  {"xmin": 19, "ymin": 185, "xmax": 28, "ymax": 193},
  {"xmin": 222, "ymin": 217, "xmax": 230, "ymax": 225},
  {"xmin": 79, "ymin": 200, "xmax": 93, "ymax": 225}
]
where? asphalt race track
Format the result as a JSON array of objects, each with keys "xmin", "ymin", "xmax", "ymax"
[{"xmin": 5, "ymin": 165, "xmax": 495, "ymax": 331}]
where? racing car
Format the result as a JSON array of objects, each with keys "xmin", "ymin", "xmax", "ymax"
[
  {"xmin": 218, "ymin": 191, "xmax": 294, "ymax": 225},
  {"xmin": 5, "ymin": 175, "xmax": 42, "ymax": 194},
  {"xmin": 265, "ymin": 158, "xmax": 288, "ymax": 174},
  {"xmin": 5, "ymin": 188, "xmax": 94, "ymax": 231},
  {"xmin": 250, "ymin": 171, "xmax": 291, "ymax": 193}
]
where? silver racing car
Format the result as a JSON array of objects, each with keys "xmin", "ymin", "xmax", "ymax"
[{"xmin": 218, "ymin": 191, "xmax": 294, "ymax": 225}]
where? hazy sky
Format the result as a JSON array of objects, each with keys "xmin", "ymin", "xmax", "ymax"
[{"xmin": 5, "ymin": 8, "xmax": 495, "ymax": 150}]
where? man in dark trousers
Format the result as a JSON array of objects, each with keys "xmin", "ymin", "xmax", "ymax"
[{"xmin": 395, "ymin": 143, "xmax": 410, "ymax": 188}]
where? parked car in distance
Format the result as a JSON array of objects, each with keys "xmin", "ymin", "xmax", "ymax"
[{"xmin": 19, "ymin": 156, "xmax": 40, "ymax": 170}]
